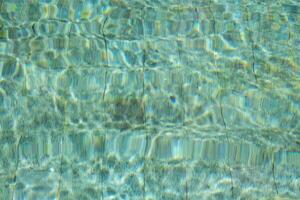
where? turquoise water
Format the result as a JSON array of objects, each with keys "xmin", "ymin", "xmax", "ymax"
[{"xmin": 0, "ymin": 0, "xmax": 300, "ymax": 199}]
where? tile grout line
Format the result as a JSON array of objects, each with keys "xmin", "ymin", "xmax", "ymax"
[
  {"xmin": 267, "ymin": 4, "xmax": 279, "ymax": 196},
  {"xmin": 142, "ymin": 4, "xmax": 147, "ymax": 200},
  {"xmin": 56, "ymin": 150, "xmax": 63, "ymax": 200},
  {"xmin": 102, "ymin": 16, "xmax": 109, "ymax": 101},
  {"xmin": 185, "ymin": 178, "xmax": 188, "ymax": 200},
  {"xmin": 272, "ymin": 157, "xmax": 279, "ymax": 195},
  {"xmin": 177, "ymin": 8, "xmax": 189, "ymax": 199},
  {"xmin": 12, "ymin": 135, "xmax": 22, "ymax": 200},
  {"xmin": 208, "ymin": 0, "xmax": 234, "ymax": 197},
  {"xmin": 245, "ymin": 4, "xmax": 258, "ymax": 83},
  {"xmin": 55, "ymin": 97, "xmax": 68, "ymax": 200},
  {"xmin": 219, "ymin": 97, "xmax": 234, "ymax": 198}
]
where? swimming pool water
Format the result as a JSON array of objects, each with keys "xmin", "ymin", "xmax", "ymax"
[{"xmin": 0, "ymin": 0, "xmax": 300, "ymax": 199}]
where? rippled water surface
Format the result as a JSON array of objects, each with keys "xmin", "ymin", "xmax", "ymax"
[{"xmin": 0, "ymin": 0, "xmax": 300, "ymax": 199}]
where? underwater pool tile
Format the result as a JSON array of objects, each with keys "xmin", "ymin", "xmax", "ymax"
[
  {"xmin": 0, "ymin": 176, "xmax": 14, "ymax": 200},
  {"xmin": 0, "ymin": 135, "xmax": 18, "ymax": 174},
  {"xmin": 0, "ymin": 0, "xmax": 300, "ymax": 199},
  {"xmin": 108, "ymin": 40, "xmax": 144, "ymax": 68}
]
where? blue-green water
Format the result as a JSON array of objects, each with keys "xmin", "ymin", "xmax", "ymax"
[{"xmin": 0, "ymin": 0, "xmax": 300, "ymax": 199}]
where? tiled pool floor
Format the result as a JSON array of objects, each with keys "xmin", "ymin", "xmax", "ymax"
[{"xmin": 0, "ymin": 0, "xmax": 300, "ymax": 199}]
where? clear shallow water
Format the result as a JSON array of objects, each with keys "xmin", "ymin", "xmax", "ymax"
[{"xmin": 0, "ymin": 0, "xmax": 300, "ymax": 199}]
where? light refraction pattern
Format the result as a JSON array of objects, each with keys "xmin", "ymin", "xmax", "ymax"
[{"xmin": 0, "ymin": 0, "xmax": 300, "ymax": 199}]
